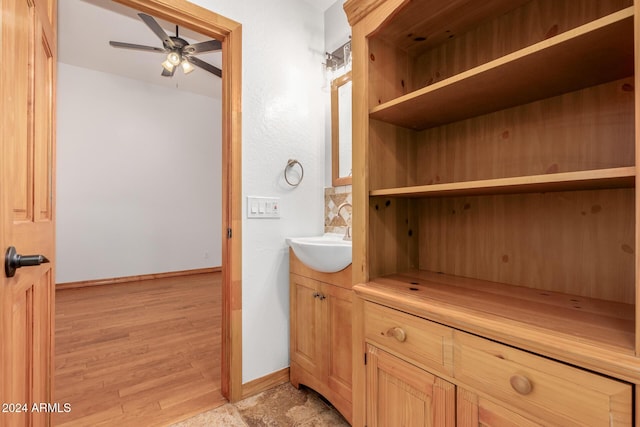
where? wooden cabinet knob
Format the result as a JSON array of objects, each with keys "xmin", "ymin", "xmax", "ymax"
[
  {"xmin": 385, "ymin": 327, "xmax": 406, "ymax": 342},
  {"xmin": 510, "ymin": 375, "xmax": 533, "ymax": 395}
]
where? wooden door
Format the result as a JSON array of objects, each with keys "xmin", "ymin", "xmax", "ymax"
[
  {"xmin": 289, "ymin": 275, "xmax": 323, "ymax": 377},
  {"xmin": 1, "ymin": 0, "xmax": 57, "ymax": 425},
  {"xmin": 366, "ymin": 344, "xmax": 455, "ymax": 427}
]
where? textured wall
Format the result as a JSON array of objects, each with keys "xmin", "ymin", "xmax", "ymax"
[{"xmin": 192, "ymin": 0, "xmax": 327, "ymax": 383}]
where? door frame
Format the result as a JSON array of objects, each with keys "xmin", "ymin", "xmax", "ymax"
[{"xmin": 113, "ymin": 0, "xmax": 243, "ymax": 402}]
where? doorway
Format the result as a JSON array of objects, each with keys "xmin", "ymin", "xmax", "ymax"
[{"xmin": 55, "ymin": 0, "xmax": 242, "ymax": 416}]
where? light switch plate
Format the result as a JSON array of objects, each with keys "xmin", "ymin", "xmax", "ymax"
[{"xmin": 247, "ymin": 196, "xmax": 280, "ymax": 218}]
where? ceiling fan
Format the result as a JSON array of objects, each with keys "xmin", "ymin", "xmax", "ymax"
[{"xmin": 109, "ymin": 13, "xmax": 222, "ymax": 78}]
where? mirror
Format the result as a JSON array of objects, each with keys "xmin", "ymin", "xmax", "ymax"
[{"xmin": 331, "ymin": 71, "xmax": 352, "ymax": 186}]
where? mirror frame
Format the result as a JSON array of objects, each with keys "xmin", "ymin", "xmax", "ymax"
[{"xmin": 331, "ymin": 71, "xmax": 352, "ymax": 186}]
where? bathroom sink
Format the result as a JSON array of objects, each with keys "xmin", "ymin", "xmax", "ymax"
[{"xmin": 286, "ymin": 233, "xmax": 352, "ymax": 273}]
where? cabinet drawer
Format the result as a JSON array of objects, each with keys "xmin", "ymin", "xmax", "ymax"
[
  {"xmin": 453, "ymin": 331, "xmax": 632, "ymax": 426},
  {"xmin": 363, "ymin": 301, "xmax": 453, "ymax": 376}
]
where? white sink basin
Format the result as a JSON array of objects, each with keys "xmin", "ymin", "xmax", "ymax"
[{"xmin": 286, "ymin": 233, "xmax": 352, "ymax": 273}]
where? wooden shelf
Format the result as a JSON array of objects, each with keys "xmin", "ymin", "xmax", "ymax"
[
  {"xmin": 369, "ymin": 8, "xmax": 634, "ymax": 130},
  {"xmin": 371, "ymin": 0, "xmax": 531, "ymax": 56},
  {"xmin": 354, "ymin": 270, "xmax": 639, "ymax": 380},
  {"xmin": 370, "ymin": 167, "xmax": 636, "ymax": 198}
]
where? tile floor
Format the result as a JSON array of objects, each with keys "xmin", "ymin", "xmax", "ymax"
[{"xmin": 171, "ymin": 383, "xmax": 350, "ymax": 427}]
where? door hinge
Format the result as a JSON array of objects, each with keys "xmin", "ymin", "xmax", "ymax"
[
  {"xmin": 364, "ymin": 352, "xmax": 367, "ymax": 365},
  {"xmin": 227, "ymin": 228, "xmax": 232, "ymax": 239}
]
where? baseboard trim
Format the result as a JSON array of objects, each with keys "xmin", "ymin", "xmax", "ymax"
[
  {"xmin": 241, "ymin": 367, "xmax": 290, "ymax": 400},
  {"xmin": 56, "ymin": 267, "xmax": 222, "ymax": 290}
]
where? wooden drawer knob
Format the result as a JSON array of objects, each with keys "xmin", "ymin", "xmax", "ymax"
[
  {"xmin": 510, "ymin": 375, "xmax": 533, "ymax": 395},
  {"xmin": 385, "ymin": 327, "xmax": 406, "ymax": 342}
]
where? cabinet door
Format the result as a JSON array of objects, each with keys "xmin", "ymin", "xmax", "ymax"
[
  {"xmin": 290, "ymin": 274, "xmax": 323, "ymax": 376},
  {"xmin": 326, "ymin": 283, "xmax": 353, "ymax": 403},
  {"xmin": 457, "ymin": 388, "xmax": 543, "ymax": 427},
  {"xmin": 366, "ymin": 344, "xmax": 455, "ymax": 427}
]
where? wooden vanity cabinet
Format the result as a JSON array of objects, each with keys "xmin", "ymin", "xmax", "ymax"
[
  {"xmin": 289, "ymin": 251, "xmax": 353, "ymax": 423},
  {"xmin": 344, "ymin": 0, "xmax": 640, "ymax": 425}
]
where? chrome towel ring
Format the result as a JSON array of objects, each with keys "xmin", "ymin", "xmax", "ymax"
[{"xmin": 284, "ymin": 159, "xmax": 304, "ymax": 187}]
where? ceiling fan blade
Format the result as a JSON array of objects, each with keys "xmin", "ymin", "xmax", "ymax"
[
  {"xmin": 109, "ymin": 41, "xmax": 166, "ymax": 53},
  {"xmin": 183, "ymin": 40, "xmax": 222, "ymax": 54},
  {"xmin": 187, "ymin": 56, "xmax": 222, "ymax": 78},
  {"xmin": 161, "ymin": 66, "xmax": 176, "ymax": 77},
  {"xmin": 138, "ymin": 13, "xmax": 175, "ymax": 49}
]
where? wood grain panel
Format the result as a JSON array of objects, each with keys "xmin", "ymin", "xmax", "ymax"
[
  {"xmin": 32, "ymin": 271, "xmax": 54, "ymax": 426},
  {"xmin": 458, "ymin": 387, "xmax": 546, "ymax": 427},
  {"xmin": 34, "ymin": 24, "xmax": 54, "ymax": 222},
  {"xmin": 369, "ymin": 119, "xmax": 417, "ymax": 191},
  {"xmin": 364, "ymin": 301, "xmax": 453, "ymax": 376},
  {"xmin": 326, "ymin": 284, "xmax": 353, "ymax": 407},
  {"xmin": 374, "ymin": 0, "xmax": 531, "ymax": 58},
  {"xmin": 289, "ymin": 274, "xmax": 322, "ymax": 377},
  {"xmin": 8, "ymin": 0, "xmax": 33, "ymax": 221},
  {"xmin": 412, "ymin": 78, "xmax": 634, "ymax": 187},
  {"xmin": 411, "ymin": 0, "xmax": 632, "ymax": 92},
  {"xmin": 366, "ymin": 344, "xmax": 456, "ymax": 426},
  {"xmin": 369, "ymin": 197, "xmax": 417, "ymax": 278},
  {"xmin": 368, "ymin": 37, "xmax": 410, "ymax": 109},
  {"xmin": 635, "ymin": 0, "xmax": 640, "ymax": 361},
  {"xmin": 419, "ymin": 188, "xmax": 635, "ymax": 303},
  {"xmin": 454, "ymin": 330, "xmax": 632, "ymax": 426}
]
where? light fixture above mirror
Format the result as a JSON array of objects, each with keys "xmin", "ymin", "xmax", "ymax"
[{"xmin": 324, "ymin": 38, "xmax": 352, "ymax": 83}]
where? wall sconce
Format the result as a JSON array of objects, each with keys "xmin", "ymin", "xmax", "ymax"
[{"xmin": 324, "ymin": 38, "xmax": 352, "ymax": 84}]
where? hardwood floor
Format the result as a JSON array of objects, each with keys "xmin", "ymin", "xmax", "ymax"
[{"xmin": 54, "ymin": 273, "xmax": 225, "ymax": 426}]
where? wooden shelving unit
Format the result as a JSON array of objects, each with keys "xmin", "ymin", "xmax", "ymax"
[
  {"xmin": 355, "ymin": 270, "xmax": 637, "ymax": 374},
  {"xmin": 347, "ymin": 0, "xmax": 639, "ymax": 424},
  {"xmin": 369, "ymin": 8, "xmax": 634, "ymax": 130},
  {"xmin": 370, "ymin": 166, "xmax": 636, "ymax": 197}
]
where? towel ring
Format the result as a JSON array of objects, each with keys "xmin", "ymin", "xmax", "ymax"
[{"xmin": 284, "ymin": 159, "xmax": 304, "ymax": 187}]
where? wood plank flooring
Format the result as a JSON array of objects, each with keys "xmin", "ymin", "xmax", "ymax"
[{"xmin": 54, "ymin": 273, "xmax": 225, "ymax": 426}]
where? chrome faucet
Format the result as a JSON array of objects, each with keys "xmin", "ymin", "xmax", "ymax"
[{"xmin": 336, "ymin": 202, "xmax": 352, "ymax": 241}]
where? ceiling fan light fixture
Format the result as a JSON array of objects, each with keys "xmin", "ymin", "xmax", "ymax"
[
  {"xmin": 167, "ymin": 51, "xmax": 181, "ymax": 66},
  {"xmin": 110, "ymin": 13, "xmax": 222, "ymax": 79},
  {"xmin": 161, "ymin": 59, "xmax": 175, "ymax": 72},
  {"xmin": 181, "ymin": 60, "xmax": 195, "ymax": 74}
]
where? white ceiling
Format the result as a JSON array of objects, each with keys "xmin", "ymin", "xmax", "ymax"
[
  {"xmin": 302, "ymin": 0, "xmax": 337, "ymax": 11},
  {"xmin": 58, "ymin": 0, "xmax": 223, "ymax": 98},
  {"xmin": 58, "ymin": 0, "xmax": 335, "ymax": 99}
]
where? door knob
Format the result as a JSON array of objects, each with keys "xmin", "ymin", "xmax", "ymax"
[{"xmin": 5, "ymin": 246, "xmax": 50, "ymax": 278}]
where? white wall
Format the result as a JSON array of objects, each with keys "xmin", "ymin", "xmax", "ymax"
[
  {"xmin": 325, "ymin": 0, "xmax": 350, "ymax": 53},
  {"xmin": 187, "ymin": 0, "xmax": 327, "ymax": 383},
  {"xmin": 56, "ymin": 63, "xmax": 221, "ymax": 283}
]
